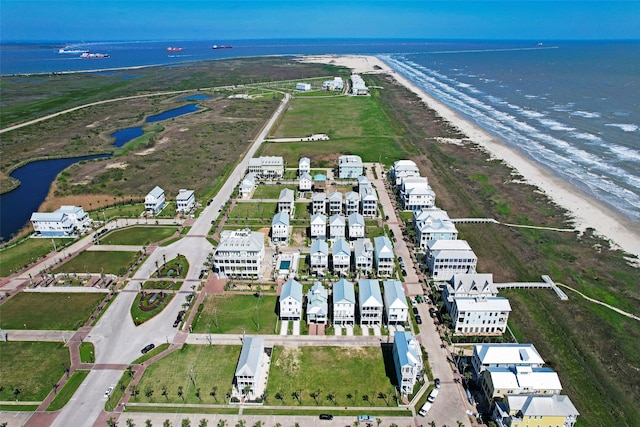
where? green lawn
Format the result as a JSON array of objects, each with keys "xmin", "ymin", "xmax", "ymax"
[
  {"xmin": 99, "ymin": 226, "xmax": 177, "ymax": 245},
  {"xmin": 89, "ymin": 203, "xmax": 146, "ymax": 221},
  {"xmin": 252, "ymin": 185, "xmax": 293, "ymax": 200},
  {"xmin": 266, "ymin": 346, "xmax": 398, "ymax": 407},
  {"xmin": 52, "ymin": 250, "xmax": 140, "ymax": 275},
  {"xmin": 0, "ymin": 292, "xmax": 104, "ymax": 330},
  {"xmin": 133, "ymin": 344, "xmax": 240, "ymax": 404},
  {"xmin": 192, "ymin": 294, "xmax": 279, "ymax": 334},
  {"xmin": 79, "ymin": 342, "xmax": 95, "ymax": 363},
  {"xmin": 47, "ymin": 370, "xmax": 90, "ymax": 411},
  {"xmin": 228, "ymin": 202, "xmax": 277, "ymax": 219},
  {"xmin": 0, "ymin": 237, "xmax": 69, "ymax": 277},
  {"xmin": 142, "ymin": 280, "xmax": 182, "ymax": 290},
  {"xmin": 0, "ymin": 342, "xmax": 70, "ymax": 401}
]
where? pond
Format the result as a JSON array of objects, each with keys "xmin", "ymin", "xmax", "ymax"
[
  {"xmin": 146, "ymin": 104, "xmax": 199, "ymax": 123},
  {"xmin": 0, "ymin": 154, "xmax": 110, "ymax": 242},
  {"xmin": 178, "ymin": 94, "xmax": 211, "ymax": 101},
  {"xmin": 111, "ymin": 127, "xmax": 143, "ymax": 148}
]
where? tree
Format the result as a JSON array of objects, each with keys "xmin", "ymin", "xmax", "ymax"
[
  {"xmin": 428, "ymin": 422, "xmax": 436, "ymax": 427},
  {"xmin": 182, "ymin": 419, "xmax": 190, "ymax": 427},
  {"xmin": 275, "ymin": 391, "xmax": 284, "ymax": 403},
  {"xmin": 210, "ymin": 386, "xmax": 218, "ymax": 402},
  {"xmin": 161, "ymin": 385, "xmax": 169, "ymax": 400},
  {"xmin": 178, "ymin": 385, "xmax": 184, "ymax": 401},
  {"xmin": 326, "ymin": 391, "xmax": 336, "ymax": 405},
  {"xmin": 145, "ymin": 387, "xmax": 154, "ymax": 398},
  {"xmin": 131, "ymin": 384, "xmax": 140, "ymax": 400},
  {"xmin": 376, "ymin": 418, "xmax": 382, "ymax": 427},
  {"xmin": 12, "ymin": 387, "xmax": 20, "ymax": 401},
  {"xmin": 126, "ymin": 419, "xmax": 134, "ymax": 427},
  {"xmin": 199, "ymin": 420, "xmax": 208, "ymax": 427},
  {"xmin": 377, "ymin": 391, "xmax": 389, "ymax": 406},
  {"xmin": 146, "ymin": 420, "xmax": 152, "ymax": 427},
  {"xmin": 362, "ymin": 393, "xmax": 372, "ymax": 406},
  {"xmin": 310, "ymin": 389, "xmax": 320, "ymax": 404},
  {"xmin": 107, "ymin": 417, "xmax": 117, "ymax": 427},
  {"xmin": 216, "ymin": 420, "xmax": 227, "ymax": 427},
  {"xmin": 195, "ymin": 387, "xmax": 201, "ymax": 401},
  {"xmin": 163, "ymin": 420, "xmax": 172, "ymax": 427},
  {"xmin": 346, "ymin": 392, "xmax": 353, "ymax": 404},
  {"xmin": 291, "ymin": 389, "xmax": 302, "ymax": 404}
]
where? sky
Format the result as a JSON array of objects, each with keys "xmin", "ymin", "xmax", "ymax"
[{"xmin": 1, "ymin": 1, "xmax": 639, "ymax": 42}]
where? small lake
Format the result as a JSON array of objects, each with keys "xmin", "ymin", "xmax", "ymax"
[
  {"xmin": 111, "ymin": 127, "xmax": 144, "ymax": 147},
  {"xmin": 146, "ymin": 104, "xmax": 199, "ymax": 123},
  {"xmin": 179, "ymin": 94, "xmax": 211, "ymax": 101},
  {"xmin": 0, "ymin": 154, "xmax": 109, "ymax": 242}
]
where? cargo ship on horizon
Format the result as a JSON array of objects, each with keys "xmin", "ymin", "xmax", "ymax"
[
  {"xmin": 80, "ymin": 52, "xmax": 110, "ymax": 59},
  {"xmin": 212, "ymin": 44, "xmax": 232, "ymax": 49}
]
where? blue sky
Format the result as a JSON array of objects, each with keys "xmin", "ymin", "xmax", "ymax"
[{"xmin": 2, "ymin": 1, "xmax": 639, "ymax": 42}]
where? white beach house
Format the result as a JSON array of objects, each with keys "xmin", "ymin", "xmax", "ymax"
[
  {"xmin": 277, "ymin": 188, "xmax": 295, "ymax": 215},
  {"xmin": 306, "ymin": 281, "xmax": 328, "ymax": 324},
  {"xmin": 354, "ymin": 238, "xmax": 374, "ymax": 276},
  {"xmin": 145, "ymin": 186, "xmax": 165, "ymax": 215},
  {"xmin": 234, "ymin": 336, "xmax": 265, "ymax": 399},
  {"xmin": 333, "ymin": 278, "xmax": 356, "ymax": 326},
  {"xmin": 331, "ymin": 237, "xmax": 351, "ymax": 275},
  {"xmin": 310, "ymin": 239, "xmax": 329, "ymax": 274},
  {"xmin": 298, "ymin": 157, "xmax": 311, "ymax": 176},
  {"xmin": 348, "ymin": 212, "xmax": 365, "ymax": 240},
  {"xmin": 374, "ymin": 235, "xmax": 394, "ymax": 276},
  {"xmin": 338, "ymin": 155, "xmax": 363, "ymax": 178},
  {"xmin": 358, "ymin": 279, "xmax": 383, "ymax": 326},
  {"xmin": 310, "ymin": 213, "xmax": 327, "ymax": 240},
  {"xmin": 329, "ymin": 214, "xmax": 346, "ymax": 240},
  {"xmin": 393, "ymin": 330, "xmax": 423, "ymax": 396},
  {"xmin": 213, "ymin": 229, "xmax": 265, "ymax": 279},
  {"xmin": 383, "ymin": 280, "xmax": 408, "ymax": 325},
  {"xmin": 176, "ymin": 189, "xmax": 195, "ymax": 213},
  {"xmin": 426, "ymin": 239, "xmax": 477, "ymax": 281},
  {"xmin": 279, "ymin": 279, "xmax": 303, "ymax": 320},
  {"xmin": 271, "ymin": 212, "xmax": 290, "ymax": 245}
]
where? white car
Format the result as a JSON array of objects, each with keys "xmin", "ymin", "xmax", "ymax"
[{"xmin": 104, "ymin": 386, "xmax": 114, "ymax": 399}]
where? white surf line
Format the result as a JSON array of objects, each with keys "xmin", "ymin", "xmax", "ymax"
[{"xmin": 556, "ymin": 283, "xmax": 640, "ymax": 322}]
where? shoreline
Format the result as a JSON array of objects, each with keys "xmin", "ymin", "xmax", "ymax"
[{"xmin": 299, "ymin": 54, "xmax": 640, "ymax": 260}]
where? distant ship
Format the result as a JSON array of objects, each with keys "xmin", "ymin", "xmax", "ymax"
[
  {"xmin": 58, "ymin": 48, "xmax": 89, "ymax": 54},
  {"xmin": 536, "ymin": 42, "xmax": 544, "ymax": 46},
  {"xmin": 167, "ymin": 47, "xmax": 184, "ymax": 52},
  {"xmin": 212, "ymin": 45, "xmax": 232, "ymax": 49},
  {"xmin": 80, "ymin": 52, "xmax": 110, "ymax": 59}
]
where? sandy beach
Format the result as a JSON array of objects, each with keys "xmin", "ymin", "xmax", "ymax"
[{"xmin": 299, "ymin": 54, "xmax": 640, "ymax": 260}]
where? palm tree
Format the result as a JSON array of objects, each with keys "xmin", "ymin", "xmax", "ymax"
[
  {"xmin": 195, "ymin": 388, "xmax": 201, "ymax": 401},
  {"xmin": 216, "ymin": 420, "xmax": 227, "ymax": 427},
  {"xmin": 326, "ymin": 391, "xmax": 336, "ymax": 405},
  {"xmin": 177, "ymin": 385, "xmax": 184, "ymax": 401},
  {"xmin": 210, "ymin": 386, "xmax": 218, "ymax": 402},
  {"xmin": 161, "ymin": 385, "xmax": 168, "ymax": 400}
]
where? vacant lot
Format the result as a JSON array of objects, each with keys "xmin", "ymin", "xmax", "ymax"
[
  {"xmin": 0, "ymin": 292, "xmax": 104, "ymax": 330},
  {"xmin": 99, "ymin": 226, "xmax": 177, "ymax": 246},
  {"xmin": 133, "ymin": 344, "xmax": 240, "ymax": 404},
  {"xmin": 266, "ymin": 346, "xmax": 398, "ymax": 407},
  {"xmin": 228, "ymin": 202, "xmax": 277, "ymax": 220},
  {"xmin": 0, "ymin": 342, "xmax": 70, "ymax": 402},
  {"xmin": 192, "ymin": 294, "xmax": 279, "ymax": 335},
  {"xmin": 0, "ymin": 237, "xmax": 68, "ymax": 277},
  {"xmin": 52, "ymin": 250, "xmax": 140, "ymax": 275}
]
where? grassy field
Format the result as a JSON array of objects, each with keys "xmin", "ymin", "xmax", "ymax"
[
  {"xmin": 228, "ymin": 202, "xmax": 277, "ymax": 219},
  {"xmin": 0, "ymin": 292, "xmax": 104, "ymax": 330},
  {"xmin": 0, "ymin": 342, "xmax": 70, "ymax": 401},
  {"xmin": 265, "ymin": 346, "xmax": 398, "ymax": 407},
  {"xmin": 51, "ymin": 250, "xmax": 140, "ymax": 275},
  {"xmin": 0, "ymin": 238, "xmax": 70, "ymax": 277},
  {"xmin": 99, "ymin": 226, "xmax": 177, "ymax": 245},
  {"xmin": 130, "ymin": 292, "xmax": 175, "ymax": 325},
  {"xmin": 192, "ymin": 294, "xmax": 279, "ymax": 334},
  {"xmin": 46, "ymin": 370, "xmax": 90, "ymax": 411},
  {"xmin": 133, "ymin": 344, "xmax": 240, "ymax": 404},
  {"xmin": 252, "ymin": 185, "xmax": 293, "ymax": 200}
]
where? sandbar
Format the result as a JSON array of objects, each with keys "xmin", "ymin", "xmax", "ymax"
[{"xmin": 299, "ymin": 54, "xmax": 640, "ymax": 260}]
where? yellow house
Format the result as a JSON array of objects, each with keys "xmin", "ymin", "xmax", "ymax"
[{"xmin": 493, "ymin": 394, "xmax": 579, "ymax": 427}]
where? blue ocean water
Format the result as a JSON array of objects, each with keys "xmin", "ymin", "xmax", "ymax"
[{"xmin": 1, "ymin": 39, "xmax": 638, "ymax": 226}]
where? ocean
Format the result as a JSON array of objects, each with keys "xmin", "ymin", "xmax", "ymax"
[{"xmin": 2, "ymin": 39, "xmax": 639, "ymax": 225}]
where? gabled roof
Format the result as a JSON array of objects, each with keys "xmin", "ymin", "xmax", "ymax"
[
  {"xmin": 427, "ymin": 239, "xmax": 472, "ymax": 251},
  {"xmin": 307, "ymin": 282, "xmax": 328, "ymax": 316},
  {"xmin": 506, "ymin": 394, "xmax": 579, "ymax": 418},
  {"xmin": 299, "ymin": 172, "xmax": 312, "ymax": 181},
  {"xmin": 57, "ymin": 205, "xmax": 84, "ymax": 215},
  {"xmin": 242, "ymin": 173, "xmax": 256, "ymax": 185},
  {"xmin": 354, "ymin": 238, "xmax": 373, "ymax": 258},
  {"xmin": 345, "ymin": 191, "xmax": 360, "ymax": 201},
  {"xmin": 329, "ymin": 214, "xmax": 346, "ymax": 226},
  {"xmin": 333, "ymin": 278, "xmax": 355, "ymax": 304},
  {"xmin": 328, "ymin": 191, "xmax": 343, "ymax": 202},
  {"xmin": 31, "ymin": 212, "xmax": 68, "ymax": 222},
  {"xmin": 299, "ymin": 157, "xmax": 310, "ymax": 166},
  {"xmin": 310, "ymin": 213, "xmax": 327, "ymax": 225},
  {"xmin": 358, "ymin": 279, "xmax": 383, "ymax": 308},
  {"xmin": 332, "ymin": 238, "xmax": 351, "ymax": 257},
  {"xmin": 394, "ymin": 330, "xmax": 421, "ymax": 368},
  {"xmin": 312, "ymin": 192, "xmax": 326, "ymax": 202},
  {"xmin": 383, "ymin": 280, "xmax": 408, "ymax": 309},
  {"xmin": 235, "ymin": 336, "xmax": 264, "ymax": 377},
  {"xmin": 176, "ymin": 189, "xmax": 194, "ymax": 201},
  {"xmin": 272, "ymin": 212, "xmax": 290, "ymax": 227},
  {"xmin": 147, "ymin": 186, "xmax": 164, "ymax": 199},
  {"xmin": 414, "ymin": 207, "xmax": 449, "ymax": 223},
  {"xmin": 348, "ymin": 212, "xmax": 365, "ymax": 227},
  {"xmin": 374, "ymin": 236, "xmax": 393, "ymax": 258},
  {"xmin": 218, "ymin": 229, "xmax": 264, "ymax": 252},
  {"xmin": 278, "ymin": 188, "xmax": 294, "ymax": 202},
  {"xmin": 417, "ymin": 218, "xmax": 457, "ymax": 233},
  {"xmin": 281, "ymin": 279, "xmax": 303, "ymax": 303},
  {"xmin": 450, "ymin": 273, "xmax": 496, "ymax": 294},
  {"xmin": 311, "ymin": 239, "xmax": 328, "ymax": 255}
]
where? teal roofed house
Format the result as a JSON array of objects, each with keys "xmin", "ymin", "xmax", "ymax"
[
  {"xmin": 235, "ymin": 336, "xmax": 265, "ymax": 399},
  {"xmin": 306, "ymin": 281, "xmax": 328, "ymax": 324}
]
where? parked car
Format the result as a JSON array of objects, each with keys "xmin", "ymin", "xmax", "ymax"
[
  {"xmin": 415, "ymin": 314, "xmax": 423, "ymax": 324},
  {"xmin": 319, "ymin": 414, "xmax": 334, "ymax": 420},
  {"xmin": 141, "ymin": 343, "xmax": 155, "ymax": 354},
  {"xmin": 429, "ymin": 307, "xmax": 437, "ymax": 318},
  {"xmin": 418, "ymin": 401, "xmax": 433, "ymax": 416},
  {"xmin": 413, "ymin": 306, "xmax": 419, "ymax": 315},
  {"xmin": 104, "ymin": 386, "xmax": 114, "ymax": 399},
  {"xmin": 357, "ymin": 415, "xmax": 375, "ymax": 422},
  {"xmin": 435, "ymin": 378, "xmax": 441, "ymax": 388}
]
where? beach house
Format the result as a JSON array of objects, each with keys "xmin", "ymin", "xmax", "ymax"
[
  {"xmin": 350, "ymin": 74, "xmax": 369, "ymax": 96},
  {"xmin": 331, "ymin": 237, "xmax": 351, "ymax": 274},
  {"xmin": 310, "ymin": 213, "xmax": 327, "ymax": 239},
  {"xmin": 329, "ymin": 214, "xmax": 346, "ymax": 240},
  {"xmin": 213, "ymin": 229, "xmax": 265, "ymax": 279},
  {"xmin": 248, "ymin": 156, "xmax": 284, "ymax": 179},
  {"xmin": 332, "ymin": 278, "xmax": 355, "ymax": 326},
  {"xmin": 306, "ymin": 281, "xmax": 328, "ymax": 324},
  {"xmin": 239, "ymin": 173, "xmax": 257, "ymax": 199},
  {"xmin": 493, "ymin": 394, "xmax": 579, "ymax": 427},
  {"xmin": 279, "ymin": 279, "xmax": 303, "ymax": 320},
  {"xmin": 327, "ymin": 191, "xmax": 343, "ymax": 215},
  {"xmin": 30, "ymin": 211, "xmax": 76, "ymax": 237},
  {"xmin": 390, "ymin": 160, "xmax": 421, "ymax": 187},
  {"xmin": 312, "ymin": 192, "xmax": 326, "ymax": 214},
  {"xmin": 443, "ymin": 273, "xmax": 498, "ymax": 312},
  {"xmin": 338, "ymin": 155, "xmax": 363, "ymax": 178},
  {"xmin": 296, "ymin": 82, "xmax": 312, "ymax": 91},
  {"xmin": 145, "ymin": 186, "xmax": 165, "ymax": 215},
  {"xmin": 344, "ymin": 191, "xmax": 360, "ymax": 215},
  {"xmin": 176, "ymin": 189, "xmax": 195, "ymax": 213},
  {"xmin": 234, "ymin": 336, "xmax": 266, "ymax": 399},
  {"xmin": 471, "ymin": 343, "xmax": 545, "ymax": 384},
  {"xmin": 414, "ymin": 208, "xmax": 458, "ymax": 249},
  {"xmin": 277, "ymin": 188, "xmax": 295, "ymax": 215},
  {"xmin": 271, "ymin": 212, "xmax": 290, "ymax": 245},
  {"xmin": 358, "ymin": 279, "xmax": 383, "ymax": 326},
  {"xmin": 383, "ymin": 280, "xmax": 408, "ymax": 325},
  {"xmin": 401, "ymin": 178, "xmax": 436, "ymax": 211},
  {"xmin": 482, "ymin": 366, "xmax": 563, "ymax": 403},
  {"xmin": 299, "ymin": 172, "xmax": 312, "ymax": 192},
  {"xmin": 348, "ymin": 212, "xmax": 365, "ymax": 239},
  {"xmin": 393, "ymin": 331, "xmax": 423, "ymax": 396},
  {"xmin": 353, "ymin": 238, "xmax": 374, "ymax": 276},
  {"xmin": 374, "ymin": 236, "xmax": 394, "ymax": 276},
  {"xmin": 298, "ymin": 157, "xmax": 311, "ymax": 176},
  {"xmin": 426, "ymin": 240, "xmax": 477, "ymax": 281},
  {"xmin": 360, "ymin": 182, "xmax": 378, "ymax": 217},
  {"xmin": 322, "ymin": 77, "xmax": 344, "ymax": 91},
  {"xmin": 310, "ymin": 239, "xmax": 329, "ymax": 274},
  {"xmin": 450, "ymin": 296, "xmax": 511, "ymax": 335}
]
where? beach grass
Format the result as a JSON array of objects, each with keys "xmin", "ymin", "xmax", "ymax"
[
  {"xmin": 51, "ymin": 250, "xmax": 140, "ymax": 275},
  {"xmin": 0, "ymin": 342, "xmax": 70, "ymax": 402},
  {"xmin": 0, "ymin": 292, "xmax": 104, "ymax": 330},
  {"xmin": 99, "ymin": 226, "xmax": 177, "ymax": 246}
]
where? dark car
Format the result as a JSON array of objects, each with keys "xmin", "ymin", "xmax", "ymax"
[
  {"xmin": 413, "ymin": 306, "xmax": 419, "ymax": 315},
  {"xmin": 319, "ymin": 413, "xmax": 333, "ymax": 420},
  {"xmin": 415, "ymin": 315, "xmax": 423, "ymax": 324},
  {"xmin": 429, "ymin": 307, "xmax": 437, "ymax": 318},
  {"xmin": 398, "ymin": 256, "xmax": 403, "ymax": 262},
  {"xmin": 141, "ymin": 343, "xmax": 155, "ymax": 354},
  {"xmin": 435, "ymin": 378, "xmax": 441, "ymax": 388}
]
